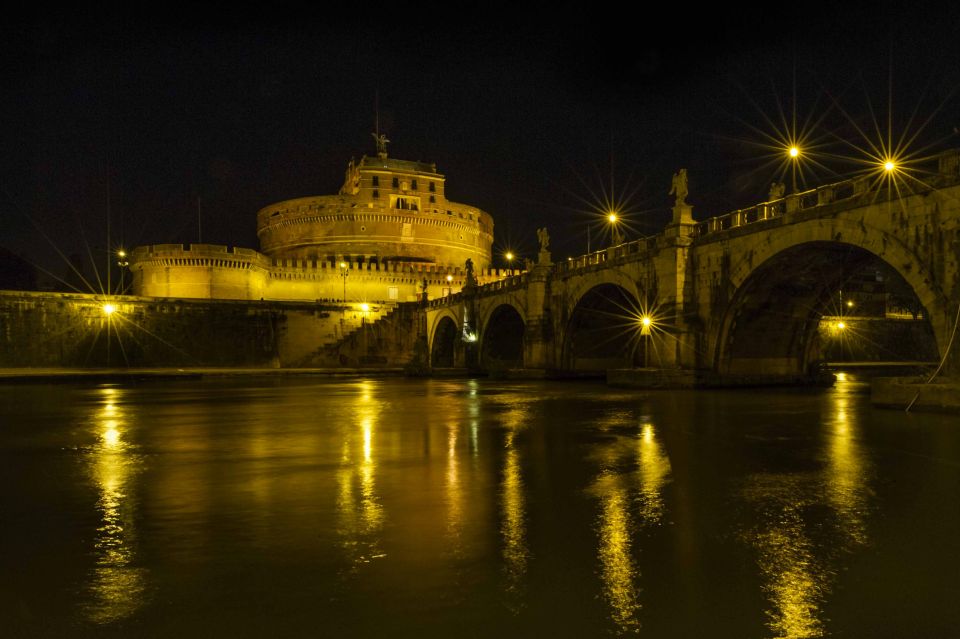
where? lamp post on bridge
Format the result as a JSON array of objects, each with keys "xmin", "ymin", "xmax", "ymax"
[
  {"xmin": 339, "ymin": 261, "xmax": 348, "ymax": 302},
  {"xmin": 116, "ymin": 249, "xmax": 129, "ymax": 294}
]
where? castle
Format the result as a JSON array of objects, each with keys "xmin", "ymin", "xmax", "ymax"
[{"xmin": 130, "ymin": 138, "xmax": 515, "ymax": 303}]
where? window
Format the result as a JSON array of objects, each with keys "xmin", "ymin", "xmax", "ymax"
[
  {"xmin": 429, "ymin": 182, "xmax": 435, "ymax": 192},
  {"xmin": 411, "ymin": 179, "xmax": 418, "ymax": 190},
  {"xmin": 372, "ymin": 189, "xmax": 379, "ymax": 198},
  {"xmin": 372, "ymin": 175, "xmax": 379, "ymax": 187},
  {"xmin": 392, "ymin": 177, "xmax": 399, "ymax": 188},
  {"xmin": 429, "ymin": 195, "xmax": 436, "ymax": 203}
]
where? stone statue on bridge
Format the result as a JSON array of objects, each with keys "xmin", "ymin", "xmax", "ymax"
[
  {"xmin": 465, "ymin": 258, "xmax": 477, "ymax": 287},
  {"xmin": 670, "ymin": 169, "xmax": 688, "ymax": 206},
  {"xmin": 768, "ymin": 182, "xmax": 785, "ymax": 201},
  {"xmin": 537, "ymin": 227, "xmax": 550, "ymax": 253},
  {"xmin": 536, "ymin": 227, "xmax": 552, "ymax": 265}
]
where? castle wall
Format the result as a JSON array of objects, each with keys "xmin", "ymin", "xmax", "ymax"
[{"xmin": 131, "ymin": 244, "xmax": 521, "ymax": 303}]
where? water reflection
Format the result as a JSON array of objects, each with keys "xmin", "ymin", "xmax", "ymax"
[
  {"xmin": 446, "ymin": 422, "xmax": 463, "ymax": 554},
  {"xmin": 637, "ymin": 423, "xmax": 671, "ymax": 525},
  {"xmin": 824, "ymin": 387, "xmax": 869, "ymax": 547},
  {"xmin": 83, "ymin": 386, "xmax": 147, "ymax": 624},
  {"xmin": 745, "ymin": 476, "xmax": 825, "ymax": 639},
  {"xmin": 595, "ymin": 470, "xmax": 641, "ymax": 634},
  {"xmin": 500, "ymin": 404, "xmax": 529, "ymax": 606},
  {"xmin": 590, "ymin": 413, "xmax": 672, "ymax": 634},
  {"xmin": 744, "ymin": 376, "xmax": 872, "ymax": 638},
  {"xmin": 336, "ymin": 381, "xmax": 385, "ymax": 570}
]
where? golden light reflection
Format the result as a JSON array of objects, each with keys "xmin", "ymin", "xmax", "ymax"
[
  {"xmin": 84, "ymin": 387, "xmax": 147, "ymax": 624},
  {"xmin": 743, "ymin": 383, "xmax": 872, "ymax": 639},
  {"xmin": 825, "ymin": 389, "xmax": 869, "ymax": 547},
  {"xmin": 743, "ymin": 477, "xmax": 825, "ymax": 639},
  {"xmin": 445, "ymin": 425, "xmax": 463, "ymax": 552},
  {"xmin": 595, "ymin": 472, "xmax": 641, "ymax": 634},
  {"xmin": 755, "ymin": 513, "xmax": 823, "ymax": 639},
  {"xmin": 501, "ymin": 429, "xmax": 527, "ymax": 601},
  {"xmin": 335, "ymin": 382, "xmax": 385, "ymax": 569},
  {"xmin": 637, "ymin": 423, "xmax": 671, "ymax": 524}
]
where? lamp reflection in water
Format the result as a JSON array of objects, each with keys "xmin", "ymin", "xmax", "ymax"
[
  {"xmin": 445, "ymin": 422, "xmax": 464, "ymax": 555},
  {"xmin": 84, "ymin": 386, "xmax": 147, "ymax": 624},
  {"xmin": 500, "ymin": 404, "xmax": 530, "ymax": 608},
  {"xmin": 825, "ymin": 375, "xmax": 869, "ymax": 547},
  {"xmin": 590, "ymin": 414, "xmax": 672, "ymax": 634},
  {"xmin": 336, "ymin": 381, "xmax": 385, "ymax": 570},
  {"xmin": 743, "ymin": 374, "xmax": 871, "ymax": 638}
]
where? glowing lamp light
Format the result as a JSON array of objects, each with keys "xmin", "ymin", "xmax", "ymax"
[
  {"xmin": 446, "ymin": 274, "xmax": 453, "ymax": 283},
  {"xmin": 846, "ymin": 300, "xmax": 854, "ymax": 308},
  {"xmin": 360, "ymin": 303, "xmax": 370, "ymax": 312},
  {"xmin": 607, "ymin": 212, "xmax": 618, "ymax": 224},
  {"xmin": 789, "ymin": 146, "xmax": 800, "ymax": 158},
  {"xmin": 883, "ymin": 160, "xmax": 896, "ymax": 172},
  {"xmin": 837, "ymin": 321, "xmax": 846, "ymax": 330},
  {"xmin": 505, "ymin": 251, "xmax": 514, "ymax": 262},
  {"xmin": 102, "ymin": 303, "xmax": 116, "ymax": 316},
  {"xmin": 117, "ymin": 249, "xmax": 126, "ymax": 258},
  {"xmin": 339, "ymin": 261, "xmax": 347, "ymax": 269},
  {"xmin": 640, "ymin": 315, "xmax": 652, "ymax": 336}
]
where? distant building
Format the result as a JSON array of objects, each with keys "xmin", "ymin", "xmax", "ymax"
[{"xmin": 130, "ymin": 141, "xmax": 512, "ymax": 302}]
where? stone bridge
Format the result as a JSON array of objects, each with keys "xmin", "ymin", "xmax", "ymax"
[{"xmin": 425, "ymin": 150, "xmax": 960, "ymax": 382}]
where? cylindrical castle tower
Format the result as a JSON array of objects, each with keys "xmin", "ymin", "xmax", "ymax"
[{"xmin": 256, "ymin": 155, "xmax": 494, "ymax": 269}]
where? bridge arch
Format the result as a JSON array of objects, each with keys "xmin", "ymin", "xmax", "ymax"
[
  {"xmin": 430, "ymin": 312, "xmax": 460, "ymax": 368},
  {"xmin": 562, "ymin": 282, "xmax": 643, "ymax": 371},
  {"xmin": 479, "ymin": 303, "xmax": 526, "ymax": 369},
  {"xmin": 713, "ymin": 218, "xmax": 947, "ymax": 376},
  {"xmin": 563, "ymin": 269, "xmax": 641, "ymax": 321}
]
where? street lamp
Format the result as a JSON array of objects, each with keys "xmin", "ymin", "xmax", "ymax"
[
  {"xmin": 788, "ymin": 145, "xmax": 801, "ymax": 193},
  {"xmin": 339, "ymin": 261, "xmax": 348, "ymax": 302},
  {"xmin": 639, "ymin": 315, "xmax": 652, "ymax": 367},
  {"xmin": 116, "ymin": 249, "xmax": 129, "ymax": 294},
  {"xmin": 505, "ymin": 251, "xmax": 514, "ymax": 269},
  {"xmin": 608, "ymin": 211, "xmax": 623, "ymax": 246}
]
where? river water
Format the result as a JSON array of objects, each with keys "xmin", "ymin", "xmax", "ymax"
[{"xmin": 1, "ymin": 374, "xmax": 958, "ymax": 638}]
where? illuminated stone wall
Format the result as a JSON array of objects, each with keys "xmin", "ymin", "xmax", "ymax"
[
  {"xmin": 131, "ymin": 244, "xmax": 521, "ymax": 303},
  {"xmin": 0, "ymin": 291, "xmax": 414, "ymax": 368}
]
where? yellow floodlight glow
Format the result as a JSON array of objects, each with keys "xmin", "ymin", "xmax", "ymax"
[
  {"xmin": 883, "ymin": 160, "xmax": 896, "ymax": 172},
  {"xmin": 846, "ymin": 300, "xmax": 854, "ymax": 308},
  {"xmin": 360, "ymin": 303, "xmax": 370, "ymax": 312},
  {"xmin": 789, "ymin": 146, "xmax": 800, "ymax": 158},
  {"xmin": 505, "ymin": 251, "xmax": 514, "ymax": 262},
  {"xmin": 339, "ymin": 261, "xmax": 347, "ymax": 269},
  {"xmin": 102, "ymin": 303, "xmax": 116, "ymax": 316},
  {"xmin": 446, "ymin": 274, "xmax": 453, "ymax": 282},
  {"xmin": 117, "ymin": 249, "xmax": 126, "ymax": 258},
  {"xmin": 837, "ymin": 321, "xmax": 846, "ymax": 330},
  {"xmin": 607, "ymin": 212, "xmax": 618, "ymax": 224},
  {"xmin": 641, "ymin": 316, "xmax": 651, "ymax": 328}
]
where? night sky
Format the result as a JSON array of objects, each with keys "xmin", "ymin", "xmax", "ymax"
[{"xmin": 2, "ymin": 3, "xmax": 959, "ymax": 284}]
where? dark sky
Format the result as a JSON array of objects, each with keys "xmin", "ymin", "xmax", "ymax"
[{"xmin": 2, "ymin": 2, "xmax": 959, "ymax": 281}]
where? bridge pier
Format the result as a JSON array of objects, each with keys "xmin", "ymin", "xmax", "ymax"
[{"xmin": 522, "ymin": 263, "xmax": 554, "ymax": 369}]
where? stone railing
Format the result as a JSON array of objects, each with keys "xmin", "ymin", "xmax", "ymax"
[
  {"xmin": 553, "ymin": 235, "xmax": 659, "ymax": 277},
  {"xmin": 694, "ymin": 148, "xmax": 960, "ymax": 238}
]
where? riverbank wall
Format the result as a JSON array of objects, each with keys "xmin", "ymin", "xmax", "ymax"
[{"xmin": 0, "ymin": 290, "xmax": 419, "ymax": 369}]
